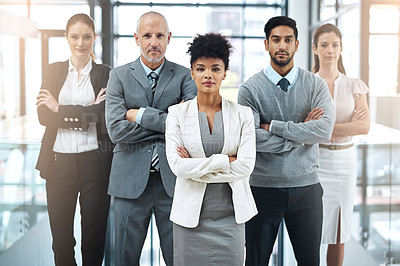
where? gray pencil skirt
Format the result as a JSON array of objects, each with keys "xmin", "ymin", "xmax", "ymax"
[{"xmin": 173, "ymin": 183, "xmax": 245, "ymax": 266}]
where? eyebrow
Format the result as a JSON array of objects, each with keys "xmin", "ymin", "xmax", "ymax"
[
  {"xmin": 271, "ymin": 35, "xmax": 294, "ymax": 38},
  {"xmin": 195, "ymin": 63, "xmax": 222, "ymax": 67}
]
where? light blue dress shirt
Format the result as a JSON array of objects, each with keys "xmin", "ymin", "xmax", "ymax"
[
  {"xmin": 135, "ymin": 58, "xmax": 165, "ymax": 124},
  {"xmin": 264, "ymin": 65, "xmax": 299, "ymax": 132}
]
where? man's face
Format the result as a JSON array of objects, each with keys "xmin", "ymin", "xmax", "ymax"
[
  {"xmin": 134, "ymin": 14, "xmax": 171, "ymax": 68},
  {"xmin": 265, "ymin": 25, "xmax": 299, "ymax": 68}
]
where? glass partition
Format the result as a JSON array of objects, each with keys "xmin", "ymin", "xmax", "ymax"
[{"xmin": 0, "ymin": 141, "xmax": 44, "ymax": 254}]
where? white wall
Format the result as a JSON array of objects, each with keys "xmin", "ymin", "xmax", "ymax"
[{"xmin": 289, "ymin": 0, "xmax": 311, "ymax": 71}]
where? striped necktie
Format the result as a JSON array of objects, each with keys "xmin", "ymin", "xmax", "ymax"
[
  {"xmin": 149, "ymin": 71, "xmax": 160, "ymax": 170},
  {"xmin": 149, "ymin": 71, "xmax": 159, "ymax": 94}
]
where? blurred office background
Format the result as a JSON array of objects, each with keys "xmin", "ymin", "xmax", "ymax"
[{"xmin": 0, "ymin": 0, "xmax": 399, "ymax": 265}]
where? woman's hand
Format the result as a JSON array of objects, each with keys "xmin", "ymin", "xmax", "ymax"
[
  {"xmin": 350, "ymin": 106, "xmax": 367, "ymax": 122},
  {"xmin": 304, "ymin": 107, "xmax": 324, "ymax": 122},
  {"xmin": 93, "ymin": 88, "xmax": 107, "ymax": 105},
  {"xmin": 177, "ymin": 146, "xmax": 190, "ymax": 158},
  {"xmin": 36, "ymin": 89, "xmax": 59, "ymax": 113},
  {"xmin": 229, "ymin": 156, "xmax": 237, "ymax": 163}
]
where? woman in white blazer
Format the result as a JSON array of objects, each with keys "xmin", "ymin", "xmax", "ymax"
[{"xmin": 165, "ymin": 33, "xmax": 257, "ymax": 266}]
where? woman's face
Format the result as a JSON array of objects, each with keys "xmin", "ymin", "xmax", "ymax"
[
  {"xmin": 191, "ymin": 57, "xmax": 226, "ymax": 95},
  {"xmin": 65, "ymin": 21, "xmax": 96, "ymax": 60},
  {"xmin": 313, "ymin": 31, "xmax": 342, "ymax": 66}
]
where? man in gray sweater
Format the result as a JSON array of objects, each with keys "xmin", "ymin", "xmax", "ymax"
[{"xmin": 238, "ymin": 16, "xmax": 335, "ymax": 266}]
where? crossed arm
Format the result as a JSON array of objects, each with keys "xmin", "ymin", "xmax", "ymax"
[{"xmin": 165, "ymin": 107, "xmax": 256, "ymax": 183}]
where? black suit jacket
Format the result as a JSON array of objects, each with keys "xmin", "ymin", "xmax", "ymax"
[{"xmin": 36, "ymin": 60, "xmax": 114, "ymax": 180}]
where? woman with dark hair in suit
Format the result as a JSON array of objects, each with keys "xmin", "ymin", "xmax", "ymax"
[
  {"xmin": 165, "ymin": 33, "xmax": 257, "ymax": 265},
  {"xmin": 35, "ymin": 13, "xmax": 112, "ymax": 266}
]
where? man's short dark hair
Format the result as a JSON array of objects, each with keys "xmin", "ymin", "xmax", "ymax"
[{"xmin": 264, "ymin": 16, "xmax": 298, "ymax": 40}]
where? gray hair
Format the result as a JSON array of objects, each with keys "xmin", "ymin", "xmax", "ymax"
[{"xmin": 136, "ymin": 11, "xmax": 170, "ymax": 34}]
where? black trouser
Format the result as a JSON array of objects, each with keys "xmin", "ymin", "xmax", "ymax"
[
  {"xmin": 46, "ymin": 150, "xmax": 110, "ymax": 266},
  {"xmin": 245, "ymin": 183, "xmax": 323, "ymax": 266}
]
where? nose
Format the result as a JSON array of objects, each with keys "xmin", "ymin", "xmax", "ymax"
[
  {"xmin": 279, "ymin": 40, "xmax": 287, "ymax": 50},
  {"xmin": 204, "ymin": 69, "xmax": 212, "ymax": 78},
  {"xmin": 150, "ymin": 35, "xmax": 158, "ymax": 46},
  {"xmin": 77, "ymin": 37, "xmax": 84, "ymax": 45}
]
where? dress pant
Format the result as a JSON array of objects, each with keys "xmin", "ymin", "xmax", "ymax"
[
  {"xmin": 113, "ymin": 172, "xmax": 173, "ymax": 266},
  {"xmin": 46, "ymin": 150, "xmax": 110, "ymax": 266},
  {"xmin": 245, "ymin": 183, "xmax": 323, "ymax": 266}
]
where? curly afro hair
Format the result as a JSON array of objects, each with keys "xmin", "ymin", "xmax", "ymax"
[{"xmin": 187, "ymin": 33, "xmax": 233, "ymax": 70}]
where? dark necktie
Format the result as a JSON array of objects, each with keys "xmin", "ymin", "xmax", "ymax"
[
  {"xmin": 148, "ymin": 71, "xmax": 160, "ymax": 170},
  {"xmin": 149, "ymin": 71, "xmax": 159, "ymax": 94},
  {"xmin": 278, "ymin": 78, "xmax": 290, "ymax": 92}
]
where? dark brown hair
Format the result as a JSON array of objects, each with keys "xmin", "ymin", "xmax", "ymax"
[
  {"xmin": 312, "ymin": 23, "xmax": 346, "ymax": 75},
  {"xmin": 66, "ymin": 13, "xmax": 96, "ymax": 61}
]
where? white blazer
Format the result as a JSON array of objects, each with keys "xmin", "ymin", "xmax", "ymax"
[{"xmin": 165, "ymin": 97, "xmax": 258, "ymax": 228}]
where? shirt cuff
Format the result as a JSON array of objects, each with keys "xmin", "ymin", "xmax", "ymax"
[
  {"xmin": 269, "ymin": 120, "xmax": 275, "ymax": 132},
  {"xmin": 136, "ymin": 107, "xmax": 146, "ymax": 124}
]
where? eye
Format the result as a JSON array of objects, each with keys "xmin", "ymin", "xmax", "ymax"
[
  {"xmin": 157, "ymin": 33, "xmax": 165, "ymax": 38},
  {"xmin": 195, "ymin": 67, "xmax": 204, "ymax": 72},
  {"xmin": 333, "ymin": 43, "xmax": 339, "ymax": 48},
  {"xmin": 285, "ymin": 38, "xmax": 293, "ymax": 43},
  {"xmin": 84, "ymin": 35, "xmax": 92, "ymax": 40},
  {"xmin": 143, "ymin": 34, "xmax": 151, "ymax": 38},
  {"xmin": 70, "ymin": 35, "xmax": 78, "ymax": 40},
  {"xmin": 212, "ymin": 67, "xmax": 221, "ymax": 72},
  {"xmin": 272, "ymin": 38, "xmax": 280, "ymax": 43},
  {"xmin": 321, "ymin": 44, "xmax": 328, "ymax": 48}
]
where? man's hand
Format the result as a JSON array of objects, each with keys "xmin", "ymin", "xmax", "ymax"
[
  {"xmin": 126, "ymin": 109, "xmax": 139, "ymax": 122},
  {"xmin": 36, "ymin": 89, "xmax": 60, "ymax": 113},
  {"xmin": 260, "ymin": 123, "xmax": 270, "ymax": 131},
  {"xmin": 304, "ymin": 107, "xmax": 324, "ymax": 122}
]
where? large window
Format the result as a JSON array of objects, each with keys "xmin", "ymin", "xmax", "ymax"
[{"xmin": 113, "ymin": 1, "xmax": 284, "ymax": 100}]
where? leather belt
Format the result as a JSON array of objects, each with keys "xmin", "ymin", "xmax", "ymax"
[{"xmin": 319, "ymin": 143, "xmax": 354, "ymax": 150}]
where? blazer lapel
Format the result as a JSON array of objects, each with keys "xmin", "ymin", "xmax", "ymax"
[
  {"xmin": 152, "ymin": 59, "xmax": 173, "ymax": 106},
  {"xmin": 129, "ymin": 59, "xmax": 153, "ymax": 103},
  {"xmin": 53, "ymin": 61, "xmax": 69, "ymax": 100},
  {"xmin": 221, "ymin": 98, "xmax": 229, "ymax": 154},
  {"xmin": 186, "ymin": 98, "xmax": 206, "ymax": 158}
]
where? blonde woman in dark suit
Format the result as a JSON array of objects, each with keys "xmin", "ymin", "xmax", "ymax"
[{"xmin": 36, "ymin": 13, "xmax": 112, "ymax": 266}]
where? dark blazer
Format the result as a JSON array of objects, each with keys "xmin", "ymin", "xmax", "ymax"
[
  {"xmin": 105, "ymin": 58, "xmax": 197, "ymax": 199},
  {"xmin": 36, "ymin": 60, "xmax": 114, "ymax": 180}
]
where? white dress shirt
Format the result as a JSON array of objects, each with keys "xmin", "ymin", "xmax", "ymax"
[{"xmin": 53, "ymin": 59, "xmax": 98, "ymax": 153}]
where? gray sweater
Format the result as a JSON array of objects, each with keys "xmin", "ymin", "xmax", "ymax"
[{"xmin": 238, "ymin": 68, "xmax": 335, "ymax": 188}]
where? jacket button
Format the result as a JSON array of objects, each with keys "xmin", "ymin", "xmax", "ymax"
[
  {"xmin": 75, "ymin": 118, "xmax": 79, "ymax": 122},
  {"xmin": 64, "ymin": 118, "xmax": 68, "ymax": 121},
  {"xmin": 69, "ymin": 118, "xmax": 73, "ymax": 122}
]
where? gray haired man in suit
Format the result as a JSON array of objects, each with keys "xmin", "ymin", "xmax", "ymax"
[{"xmin": 105, "ymin": 11, "xmax": 197, "ymax": 266}]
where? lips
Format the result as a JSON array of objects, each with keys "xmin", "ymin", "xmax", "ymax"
[{"xmin": 203, "ymin": 81, "xmax": 214, "ymax": 86}]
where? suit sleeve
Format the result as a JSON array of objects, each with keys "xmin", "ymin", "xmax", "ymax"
[
  {"xmin": 165, "ymin": 106, "xmax": 230, "ymax": 180},
  {"xmin": 238, "ymin": 85, "xmax": 303, "ymax": 153},
  {"xmin": 37, "ymin": 64, "xmax": 109, "ymax": 131},
  {"xmin": 105, "ymin": 68, "xmax": 161, "ymax": 144},
  {"xmin": 191, "ymin": 108, "xmax": 256, "ymax": 183},
  {"xmin": 269, "ymin": 81, "xmax": 335, "ymax": 144},
  {"xmin": 140, "ymin": 69, "xmax": 197, "ymax": 133}
]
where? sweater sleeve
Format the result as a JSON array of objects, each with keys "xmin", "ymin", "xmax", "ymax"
[
  {"xmin": 269, "ymin": 77, "xmax": 335, "ymax": 144},
  {"xmin": 238, "ymin": 83, "xmax": 304, "ymax": 153}
]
